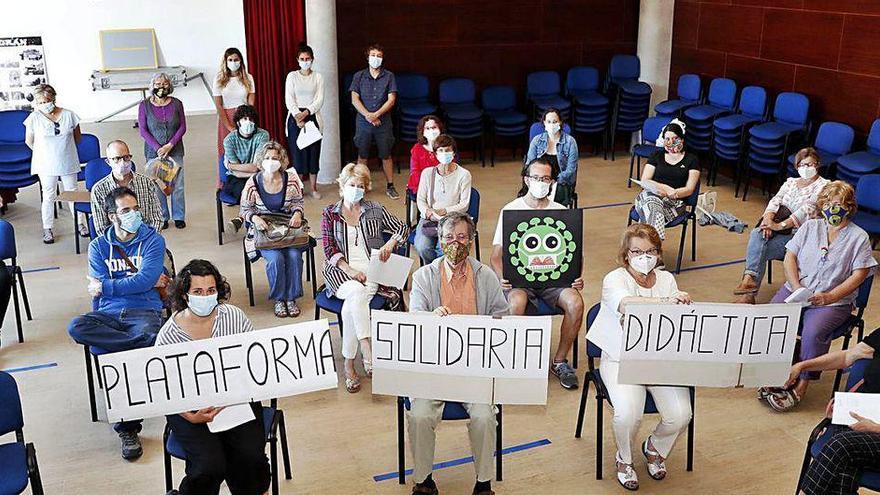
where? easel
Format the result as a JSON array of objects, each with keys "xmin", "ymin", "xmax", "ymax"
[{"xmin": 94, "ymin": 72, "xmax": 213, "ymax": 124}]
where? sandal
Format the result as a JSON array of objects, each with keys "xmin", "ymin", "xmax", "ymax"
[
  {"xmin": 344, "ymin": 370, "xmax": 361, "ymax": 393},
  {"xmin": 78, "ymin": 222, "xmax": 90, "ymax": 237},
  {"xmin": 615, "ymin": 452, "xmax": 639, "ymax": 491},
  {"xmin": 273, "ymin": 301, "xmax": 288, "ymax": 318},
  {"xmin": 757, "ymin": 386, "xmax": 779, "ymax": 402},
  {"xmin": 363, "ymin": 359, "xmax": 373, "ymax": 377},
  {"xmin": 767, "ymin": 388, "xmax": 801, "ymax": 412},
  {"xmin": 286, "ymin": 301, "xmax": 301, "ymax": 317},
  {"xmin": 641, "ymin": 438, "xmax": 667, "ymax": 480}
]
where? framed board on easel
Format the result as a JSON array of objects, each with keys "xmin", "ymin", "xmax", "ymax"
[{"xmin": 99, "ymin": 28, "xmax": 158, "ymax": 71}]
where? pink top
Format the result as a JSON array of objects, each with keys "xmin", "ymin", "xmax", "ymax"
[{"xmin": 764, "ymin": 176, "xmax": 830, "ymax": 227}]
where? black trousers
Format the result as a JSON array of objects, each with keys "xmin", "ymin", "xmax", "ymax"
[
  {"xmin": 221, "ymin": 175, "xmax": 249, "ymax": 205},
  {"xmin": 803, "ymin": 426, "xmax": 880, "ymax": 495},
  {"xmin": 167, "ymin": 403, "xmax": 270, "ymax": 495}
]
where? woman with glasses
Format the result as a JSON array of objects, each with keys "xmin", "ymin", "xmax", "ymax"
[
  {"xmin": 586, "ymin": 223, "xmax": 693, "ymax": 491},
  {"xmin": 632, "ymin": 119, "xmax": 699, "ymax": 241},
  {"xmin": 758, "ymin": 181, "xmax": 876, "ymax": 412},
  {"xmin": 24, "ymin": 83, "xmax": 83, "ymax": 244}
]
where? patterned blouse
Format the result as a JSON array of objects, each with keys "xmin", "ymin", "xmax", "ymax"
[
  {"xmin": 240, "ymin": 171, "xmax": 305, "ymax": 261},
  {"xmin": 764, "ymin": 176, "xmax": 830, "ymax": 227}
]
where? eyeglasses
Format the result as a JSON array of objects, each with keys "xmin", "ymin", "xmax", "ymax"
[
  {"xmin": 113, "ymin": 205, "xmax": 140, "ymax": 215},
  {"xmin": 527, "ymin": 175, "xmax": 554, "ymax": 184},
  {"xmin": 442, "ymin": 233, "xmax": 471, "ymax": 243},
  {"xmin": 107, "ymin": 155, "xmax": 132, "ymax": 163},
  {"xmin": 52, "ymin": 121, "xmax": 60, "ymax": 136},
  {"xmin": 629, "ymin": 248, "xmax": 660, "ymax": 256}
]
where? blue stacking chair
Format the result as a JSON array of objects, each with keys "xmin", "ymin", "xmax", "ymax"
[
  {"xmin": 854, "ymin": 175, "xmax": 880, "ymax": 248},
  {"xmin": 605, "ymin": 55, "xmax": 651, "ymax": 161},
  {"xmin": 786, "ymin": 122, "xmax": 854, "ymax": 176},
  {"xmin": 439, "ymin": 78, "xmax": 485, "ymax": 167},
  {"xmin": 828, "ymin": 275, "xmax": 874, "ymax": 392},
  {"xmin": 396, "ymin": 397, "xmax": 503, "ymax": 484},
  {"xmin": 163, "ymin": 399, "xmax": 292, "ymax": 495},
  {"xmin": 0, "ymin": 371, "xmax": 44, "ymax": 495},
  {"xmin": 606, "ymin": 54, "xmax": 640, "ymax": 89},
  {"xmin": 683, "ymin": 78, "xmax": 737, "ymax": 154},
  {"xmin": 712, "ymin": 85, "xmax": 768, "ymax": 187},
  {"xmin": 216, "ymin": 156, "xmax": 241, "ymax": 246},
  {"xmin": 75, "ymin": 133, "xmax": 100, "ymax": 180},
  {"xmin": 406, "ymin": 187, "xmax": 482, "ymax": 264},
  {"xmin": 567, "ymin": 66, "xmax": 610, "ymax": 157},
  {"xmin": 796, "ymin": 358, "xmax": 880, "ymax": 494},
  {"xmin": 0, "ymin": 111, "xmax": 38, "ymax": 196},
  {"xmin": 654, "ymin": 74, "xmax": 702, "ymax": 118},
  {"xmin": 629, "ymin": 116, "xmax": 672, "ymax": 186},
  {"xmin": 627, "ymin": 183, "xmax": 700, "ymax": 273},
  {"xmin": 397, "ymin": 73, "xmax": 438, "ymax": 161},
  {"xmin": 72, "ymin": 157, "xmax": 111, "ymax": 255},
  {"xmin": 527, "ymin": 71, "xmax": 572, "ymax": 121},
  {"xmin": 0, "ymin": 220, "xmax": 31, "ymax": 344},
  {"xmin": 243, "ymin": 235, "xmax": 318, "ymax": 306},
  {"xmin": 742, "ymin": 92, "xmax": 810, "ymax": 201},
  {"xmin": 575, "ymin": 304, "xmax": 695, "ymax": 479},
  {"xmin": 482, "ymin": 85, "xmax": 529, "ymax": 167},
  {"xmin": 836, "ymin": 119, "xmax": 880, "ymax": 185}
]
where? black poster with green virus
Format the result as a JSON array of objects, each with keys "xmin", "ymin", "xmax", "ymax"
[{"xmin": 502, "ymin": 208, "xmax": 583, "ymax": 289}]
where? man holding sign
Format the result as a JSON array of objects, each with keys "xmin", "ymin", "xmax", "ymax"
[{"xmin": 407, "ymin": 212, "xmax": 508, "ymax": 495}]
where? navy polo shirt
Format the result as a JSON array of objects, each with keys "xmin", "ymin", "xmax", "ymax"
[{"xmin": 349, "ymin": 67, "xmax": 398, "ymax": 118}]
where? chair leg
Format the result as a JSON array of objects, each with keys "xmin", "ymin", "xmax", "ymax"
[
  {"xmin": 628, "ymin": 153, "xmax": 635, "ymax": 186},
  {"xmin": 675, "ymin": 221, "xmax": 687, "ymax": 274},
  {"xmin": 742, "ymin": 168, "xmax": 752, "ymax": 202},
  {"xmin": 767, "ymin": 260, "xmax": 773, "ymax": 285},
  {"xmin": 397, "ymin": 398, "xmax": 406, "ymax": 484},
  {"xmin": 74, "ymin": 212, "xmax": 81, "ymax": 255},
  {"xmin": 795, "ymin": 444, "xmax": 813, "ymax": 495},
  {"xmin": 84, "ymin": 345, "xmax": 98, "ymax": 422},
  {"xmin": 496, "ymin": 405, "xmax": 503, "ymax": 482},
  {"xmin": 687, "ymin": 390, "xmax": 695, "ymax": 472},
  {"xmin": 17, "ymin": 267, "xmax": 31, "ymax": 320},
  {"xmin": 309, "ymin": 247, "xmax": 317, "ymax": 299},
  {"xmin": 596, "ymin": 395, "xmax": 604, "ymax": 480},
  {"xmin": 474, "ymin": 232, "xmax": 481, "ymax": 262},
  {"xmin": 278, "ymin": 410, "xmax": 292, "ymax": 480},
  {"xmin": 94, "ymin": 354, "xmax": 103, "ymax": 388},
  {"xmin": 691, "ymin": 215, "xmax": 697, "ymax": 262},
  {"xmin": 27, "ymin": 443, "xmax": 44, "ymax": 495},
  {"xmin": 12, "ymin": 270, "xmax": 22, "ymax": 343},
  {"xmin": 244, "ymin": 249, "xmax": 255, "ymax": 307},
  {"xmin": 270, "ymin": 434, "xmax": 279, "ymax": 495},
  {"xmin": 575, "ymin": 377, "xmax": 589, "ymax": 438},
  {"xmin": 216, "ymin": 197, "xmax": 224, "ymax": 246},
  {"xmin": 572, "ymin": 338, "xmax": 578, "ymax": 369}
]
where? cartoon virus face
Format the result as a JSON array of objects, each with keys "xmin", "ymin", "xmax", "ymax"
[{"xmin": 508, "ymin": 216, "xmax": 576, "ymax": 282}]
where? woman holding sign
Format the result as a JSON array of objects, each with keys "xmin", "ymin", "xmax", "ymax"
[
  {"xmin": 320, "ymin": 163, "xmax": 408, "ymax": 393},
  {"xmin": 156, "ymin": 259, "xmax": 271, "ymax": 495},
  {"xmin": 760, "ymin": 181, "xmax": 876, "ymax": 412},
  {"xmin": 587, "ymin": 223, "xmax": 693, "ymax": 491}
]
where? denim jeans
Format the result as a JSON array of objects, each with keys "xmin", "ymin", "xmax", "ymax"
[
  {"xmin": 159, "ymin": 161, "xmax": 186, "ymax": 221},
  {"xmin": 260, "ymin": 247, "xmax": 303, "ymax": 302},
  {"xmin": 413, "ymin": 219, "xmax": 442, "ymax": 264},
  {"xmin": 67, "ymin": 308, "xmax": 164, "ymax": 433},
  {"xmin": 742, "ymin": 228, "xmax": 791, "ymax": 284}
]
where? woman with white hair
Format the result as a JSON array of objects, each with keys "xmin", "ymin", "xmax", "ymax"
[
  {"xmin": 138, "ymin": 71, "xmax": 187, "ymax": 229},
  {"xmin": 24, "ymin": 83, "xmax": 82, "ymax": 244}
]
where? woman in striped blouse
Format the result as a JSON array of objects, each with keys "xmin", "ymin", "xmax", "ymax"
[
  {"xmin": 321, "ymin": 162, "xmax": 408, "ymax": 393},
  {"xmin": 155, "ymin": 259, "xmax": 270, "ymax": 495}
]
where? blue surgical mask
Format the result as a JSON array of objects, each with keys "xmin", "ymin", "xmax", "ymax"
[
  {"xmin": 188, "ymin": 293, "xmax": 218, "ymax": 317},
  {"xmin": 436, "ymin": 151, "xmax": 455, "ymax": 165},
  {"xmin": 822, "ymin": 205, "xmax": 848, "ymax": 227},
  {"xmin": 117, "ymin": 210, "xmax": 143, "ymax": 234},
  {"xmin": 343, "ymin": 184, "xmax": 365, "ymax": 203},
  {"xmin": 238, "ymin": 119, "xmax": 255, "ymax": 137},
  {"xmin": 368, "ymin": 55, "xmax": 382, "ymax": 69}
]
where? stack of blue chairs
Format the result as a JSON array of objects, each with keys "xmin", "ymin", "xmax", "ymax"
[
  {"xmin": 683, "ymin": 78, "xmax": 737, "ymax": 153},
  {"xmin": 566, "ymin": 66, "xmax": 609, "ymax": 157},
  {"xmin": 741, "ymin": 92, "xmax": 810, "ymax": 200},
  {"xmin": 0, "ymin": 111, "xmax": 37, "ymax": 196},
  {"xmin": 605, "ymin": 55, "xmax": 652, "ymax": 160},
  {"xmin": 396, "ymin": 73, "xmax": 437, "ymax": 145},
  {"xmin": 482, "ymin": 85, "xmax": 529, "ymax": 167},
  {"xmin": 439, "ymin": 78, "xmax": 484, "ymax": 167},
  {"xmin": 786, "ymin": 121, "xmax": 854, "ymax": 176},
  {"xmin": 836, "ymin": 119, "xmax": 880, "ymax": 184},
  {"xmin": 853, "ymin": 174, "xmax": 880, "ymax": 247},
  {"xmin": 654, "ymin": 74, "xmax": 702, "ymax": 118},
  {"xmin": 711, "ymin": 86, "xmax": 768, "ymax": 187},
  {"xmin": 526, "ymin": 71, "xmax": 572, "ymax": 121}
]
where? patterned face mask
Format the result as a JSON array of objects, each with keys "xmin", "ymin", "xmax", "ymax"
[
  {"xmin": 822, "ymin": 205, "xmax": 848, "ymax": 227},
  {"xmin": 664, "ymin": 137, "xmax": 684, "ymax": 154},
  {"xmin": 442, "ymin": 240, "xmax": 470, "ymax": 265}
]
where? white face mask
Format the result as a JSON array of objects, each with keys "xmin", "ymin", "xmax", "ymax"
[
  {"xmin": 343, "ymin": 184, "xmax": 365, "ymax": 203},
  {"xmin": 630, "ymin": 254, "xmax": 658, "ymax": 275},
  {"xmin": 545, "ymin": 122, "xmax": 561, "ymax": 135},
  {"xmin": 299, "ymin": 60, "xmax": 312, "ymax": 71},
  {"xmin": 527, "ymin": 179, "xmax": 551, "ymax": 199},
  {"xmin": 110, "ymin": 160, "xmax": 132, "ymax": 177},
  {"xmin": 238, "ymin": 119, "xmax": 255, "ymax": 137},
  {"xmin": 187, "ymin": 293, "xmax": 218, "ymax": 317},
  {"xmin": 37, "ymin": 101, "xmax": 55, "ymax": 114},
  {"xmin": 262, "ymin": 159, "xmax": 281, "ymax": 175},
  {"xmin": 424, "ymin": 128, "xmax": 440, "ymax": 142},
  {"xmin": 368, "ymin": 55, "xmax": 383, "ymax": 69},
  {"xmin": 436, "ymin": 151, "xmax": 455, "ymax": 165},
  {"xmin": 227, "ymin": 60, "xmax": 241, "ymax": 72},
  {"xmin": 798, "ymin": 165, "xmax": 817, "ymax": 180}
]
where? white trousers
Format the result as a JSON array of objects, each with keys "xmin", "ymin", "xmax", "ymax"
[
  {"xmin": 599, "ymin": 356, "xmax": 692, "ymax": 464},
  {"xmin": 334, "ymin": 280, "xmax": 378, "ymax": 360},
  {"xmin": 407, "ymin": 399, "xmax": 497, "ymax": 483},
  {"xmin": 40, "ymin": 173, "xmax": 78, "ymax": 229}
]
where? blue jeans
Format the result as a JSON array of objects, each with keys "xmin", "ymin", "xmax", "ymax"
[
  {"xmin": 742, "ymin": 228, "xmax": 791, "ymax": 284},
  {"xmin": 67, "ymin": 308, "xmax": 164, "ymax": 433},
  {"xmin": 413, "ymin": 219, "xmax": 442, "ymax": 264},
  {"xmin": 160, "ymin": 161, "xmax": 186, "ymax": 221},
  {"xmin": 260, "ymin": 247, "xmax": 303, "ymax": 302}
]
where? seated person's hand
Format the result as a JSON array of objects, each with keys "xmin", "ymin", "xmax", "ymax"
[
  {"xmin": 850, "ymin": 412, "xmax": 880, "ymax": 433},
  {"xmin": 784, "ymin": 363, "xmax": 802, "ymax": 389},
  {"xmin": 673, "ymin": 291, "xmax": 692, "ymax": 304},
  {"xmin": 434, "ymin": 207, "xmax": 447, "ymax": 217},
  {"xmin": 377, "ymin": 242, "xmax": 394, "ymax": 262},
  {"xmin": 289, "ymin": 213, "xmax": 303, "ymax": 229},
  {"xmin": 86, "ymin": 275, "xmax": 102, "ymax": 297},
  {"xmin": 500, "ymin": 278, "xmax": 512, "ymax": 290},
  {"xmin": 346, "ymin": 266, "xmax": 367, "ymax": 283},
  {"xmin": 425, "ymin": 208, "xmax": 435, "ymax": 221},
  {"xmin": 155, "ymin": 273, "xmax": 171, "ymax": 289},
  {"xmin": 252, "ymin": 215, "xmax": 269, "ymax": 231},
  {"xmin": 181, "ymin": 406, "xmax": 225, "ymax": 424},
  {"xmin": 433, "ymin": 306, "xmax": 451, "ymax": 317},
  {"xmin": 571, "ymin": 277, "xmax": 584, "ymax": 290},
  {"xmin": 809, "ymin": 292, "xmax": 837, "ymax": 306}
]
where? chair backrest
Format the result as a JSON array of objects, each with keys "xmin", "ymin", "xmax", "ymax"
[
  {"xmin": 77, "ymin": 133, "xmax": 101, "ymax": 164},
  {"xmin": 867, "ymin": 119, "xmax": 880, "ymax": 155},
  {"xmin": 608, "ymin": 54, "xmax": 640, "ymax": 84},
  {"xmin": 586, "ymin": 303, "xmax": 602, "ymax": 358},
  {"xmin": 565, "ymin": 66, "xmax": 600, "ymax": 95},
  {"xmin": 642, "ymin": 116, "xmax": 673, "ymax": 145},
  {"xmin": 84, "ymin": 157, "xmax": 111, "ymax": 190},
  {"xmin": 467, "ymin": 187, "xmax": 481, "ymax": 225},
  {"xmin": 0, "ymin": 110, "xmax": 29, "ymax": 143},
  {"xmin": 0, "ymin": 219, "xmax": 17, "ymax": 261},
  {"xmin": 855, "ymin": 275, "xmax": 874, "ymax": 310},
  {"xmin": 738, "ymin": 86, "xmax": 767, "ymax": 119},
  {"xmin": 481, "ymin": 85, "xmax": 516, "ymax": 112},
  {"xmin": 0, "ymin": 371, "xmax": 24, "ymax": 436},
  {"xmin": 814, "ymin": 122, "xmax": 854, "ymax": 157},
  {"xmin": 396, "ymin": 73, "xmax": 430, "ymax": 101},
  {"xmin": 685, "ymin": 181, "xmax": 702, "ymax": 207},
  {"xmin": 772, "ymin": 92, "xmax": 809, "ymax": 128},
  {"xmin": 527, "ymin": 71, "xmax": 562, "ymax": 98},
  {"xmin": 439, "ymin": 78, "xmax": 476, "ymax": 106},
  {"xmin": 856, "ymin": 174, "xmax": 880, "ymax": 212},
  {"xmin": 707, "ymin": 78, "xmax": 737, "ymax": 110},
  {"xmin": 847, "ymin": 358, "xmax": 872, "ymax": 390},
  {"xmin": 676, "ymin": 74, "xmax": 701, "ymax": 102},
  {"xmin": 528, "ymin": 122, "xmax": 572, "ymax": 142}
]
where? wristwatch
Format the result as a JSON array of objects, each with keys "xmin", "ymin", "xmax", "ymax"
[{"xmin": 780, "ymin": 220, "xmax": 788, "ymax": 229}]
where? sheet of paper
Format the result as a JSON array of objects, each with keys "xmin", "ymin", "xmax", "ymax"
[
  {"xmin": 207, "ymin": 403, "xmax": 256, "ymax": 433},
  {"xmin": 628, "ymin": 178, "xmax": 660, "ymax": 195},
  {"xmin": 367, "ymin": 252, "xmax": 413, "ymax": 289},
  {"xmin": 296, "ymin": 120, "xmax": 322, "ymax": 150},
  {"xmin": 784, "ymin": 287, "xmax": 814, "ymax": 305},
  {"xmin": 833, "ymin": 392, "xmax": 880, "ymax": 426}
]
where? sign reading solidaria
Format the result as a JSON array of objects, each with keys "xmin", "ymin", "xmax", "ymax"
[
  {"xmin": 621, "ymin": 302, "xmax": 801, "ymax": 363},
  {"xmin": 99, "ymin": 320, "xmax": 337, "ymax": 423},
  {"xmin": 371, "ymin": 310, "xmax": 552, "ymax": 379}
]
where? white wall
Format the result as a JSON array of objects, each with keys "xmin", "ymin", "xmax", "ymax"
[
  {"xmin": 637, "ymin": 0, "xmax": 675, "ymax": 113},
  {"xmin": 0, "ymin": 0, "xmax": 246, "ymax": 121}
]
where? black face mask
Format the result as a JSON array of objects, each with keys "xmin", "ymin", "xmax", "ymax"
[{"xmin": 152, "ymin": 87, "xmax": 169, "ymax": 98}]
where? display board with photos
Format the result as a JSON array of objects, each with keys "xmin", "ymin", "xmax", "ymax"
[{"xmin": 0, "ymin": 36, "xmax": 46, "ymax": 111}]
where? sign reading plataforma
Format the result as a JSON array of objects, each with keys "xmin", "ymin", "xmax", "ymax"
[
  {"xmin": 98, "ymin": 320, "xmax": 337, "ymax": 423},
  {"xmin": 618, "ymin": 302, "xmax": 801, "ymax": 388},
  {"xmin": 370, "ymin": 310, "xmax": 552, "ymax": 404}
]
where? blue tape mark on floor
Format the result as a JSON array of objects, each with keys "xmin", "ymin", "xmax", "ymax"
[
  {"xmin": 329, "ymin": 321, "xmax": 338, "ymax": 326},
  {"xmin": 582, "ymin": 201, "xmax": 631, "ymax": 210},
  {"xmin": 679, "ymin": 258, "xmax": 746, "ymax": 273},
  {"xmin": 3, "ymin": 362, "xmax": 58, "ymax": 374},
  {"xmin": 372, "ymin": 438, "xmax": 551, "ymax": 482},
  {"xmin": 21, "ymin": 266, "xmax": 60, "ymax": 274}
]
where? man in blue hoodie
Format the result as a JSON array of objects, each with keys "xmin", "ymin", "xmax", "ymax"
[{"xmin": 68, "ymin": 186, "xmax": 169, "ymax": 461}]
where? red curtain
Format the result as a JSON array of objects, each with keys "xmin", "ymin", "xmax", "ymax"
[{"xmin": 243, "ymin": 0, "xmax": 306, "ymax": 144}]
